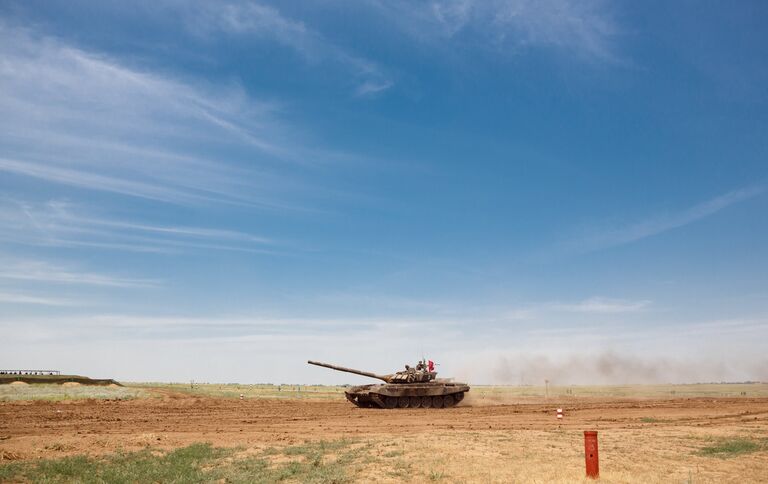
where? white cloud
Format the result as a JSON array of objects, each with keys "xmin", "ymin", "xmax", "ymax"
[
  {"xmin": 430, "ymin": 0, "xmax": 475, "ymax": 37},
  {"xmin": 0, "ymin": 291, "xmax": 80, "ymax": 306},
  {"xmin": 0, "ymin": 258, "xmax": 160, "ymax": 288},
  {"xmin": 0, "ymin": 158, "xmax": 201, "ymax": 205},
  {"xmin": 2, "ymin": 311, "xmax": 766, "ymax": 383},
  {"xmin": 0, "ymin": 199, "xmax": 278, "ymax": 254},
  {"xmin": 188, "ymin": 2, "xmax": 393, "ymax": 95},
  {"xmin": 373, "ymin": 0, "xmax": 621, "ymax": 62},
  {"xmin": 554, "ymin": 297, "xmax": 650, "ymax": 314},
  {"xmin": 463, "ymin": 297, "xmax": 651, "ymax": 320},
  {"xmin": 564, "ymin": 185, "xmax": 765, "ymax": 253},
  {"xmin": 489, "ymin": 0, "xmax": 619, "ymax": 60},
  {"xmin": 0, "ymin": 23, "xmax": 333, "ymax": 210},
  {"xmin": 355, "ymin": 80, "xmax": 395, "ymax": 97}
]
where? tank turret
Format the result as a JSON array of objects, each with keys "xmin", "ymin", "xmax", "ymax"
[{"xmin": 307, "ymin": 359, "xmax": 469, "ymax": 409}]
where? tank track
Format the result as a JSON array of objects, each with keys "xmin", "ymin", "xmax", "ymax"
[{"xmin": 346, "ymin": 391, "xmax": 465, "ymax": 409}]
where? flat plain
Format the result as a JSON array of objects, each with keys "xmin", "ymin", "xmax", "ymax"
[{"xmin": 1, "ymin": 383, "xmax": 767, "ymax": 482}]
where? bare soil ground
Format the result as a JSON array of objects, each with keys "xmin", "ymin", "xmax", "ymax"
[{"xmin": 1, "ymin": 388, "xmax": 767, "ymax": 482}]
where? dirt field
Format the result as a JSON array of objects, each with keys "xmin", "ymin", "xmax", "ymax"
[{"xmin": 1, "ymin": 386, "xmax": 768, "ymax": 482}]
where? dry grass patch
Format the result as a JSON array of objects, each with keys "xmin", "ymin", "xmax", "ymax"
[{"xmin": 0, "ymin": 383, "xmax": 144, "ymax": 401}]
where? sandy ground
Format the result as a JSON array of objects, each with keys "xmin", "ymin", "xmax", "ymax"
[{"xmin": 1, "ymin": 389, "xmax": 767, "ymax": 482}]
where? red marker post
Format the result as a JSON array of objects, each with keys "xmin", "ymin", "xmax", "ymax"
[{"xmin": 584, "ymin": 431, "xmax": 599, "ymax": 478}]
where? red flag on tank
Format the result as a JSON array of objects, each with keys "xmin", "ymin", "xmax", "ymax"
[{"xmin": 428, "ymin": 360, "xmax": 434, "ymax": 372}]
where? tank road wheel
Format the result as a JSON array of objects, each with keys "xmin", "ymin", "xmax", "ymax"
[
  {"xmin": 432, "ymin": 395, "xmax": 444, "ymax": 408},
  {"xmin": 420, "ymin": 396, "xmax": 432, "ymax": 408},
  {"xmin": 443, "ymin": 394, "xmax": 456, "ymax": 407},
  {"xmin": 409, "ymin": 396, "xmax": 422, "ymax": 408},
  {"xmin": 397, "ymin": 396, "xmax": 410, "ymax": 408},
  {"xmin": 384, "ymin": 396, "xmax": 397, "ymax": 409},
  {"xmin": 454, "ymin": 392, "xmax": 465, "ymax": 404},
  {"xmin": 371, "ymin": 394, "xmax": 387, "ymax": 408}
]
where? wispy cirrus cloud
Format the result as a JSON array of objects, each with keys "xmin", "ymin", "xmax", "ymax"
[
  {"xmin": 0, "ymin": 23, "xmax": 342, "ymax": 210},
  {"xmin": 0, "ymin": 258, "xmax": 160, "ymax": 288},
  {"xmin": 355, "ymin": 80, "xmax": 395, "ymax": 97},
  {"xmin": 304, "ymin": 291, "xmax": 650, "ymax": 319},
  {"xmin": 495, "ymin": 296, "xmax": 651, "ymax": 320},
  {"xmin": 0, "ymin": 158, "xmax": 204, "ymax": 205},
  {"xmin": 0, "ymin": 199, "xmax": 278, "ymax": 254},
  {"xmin": 372, "ymin": 0, "xmax": 622, "ymax": 62},
  {"xmin": 0, "ymin": 291, "xmax": 81, "ymax": 307},
  {"xmin": 0, "ymin": 314, "xmax": 399, "ymax": 343},
  {"xmin": 553, "ymin": 297, "xmax": 650, "ymax": 314},
  {"xmin": 561, "ymin": 185, "xmax": 765, "ymax": 254},
  {"xmin": 188, "ymin": 2, "xmax": 393, "ymax": 96}
]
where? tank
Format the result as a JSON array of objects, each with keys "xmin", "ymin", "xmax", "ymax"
[{"xmin": 308, "ymin": 360, "xmax": 470, "ymax": 409}]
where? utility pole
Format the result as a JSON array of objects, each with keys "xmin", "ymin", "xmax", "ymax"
[{"xmin": 545, "ymin": 379, "xmax": 549, "ymax": 398}]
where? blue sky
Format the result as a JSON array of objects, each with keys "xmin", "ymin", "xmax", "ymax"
[{"xmin": 1, "ymin": 1, "xmax": 767, "ymax": 384}]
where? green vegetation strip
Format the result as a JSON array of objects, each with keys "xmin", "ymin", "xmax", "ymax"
[
  {"xmin": 123, "ymin": 382, "xmax": 768, "ymax": 400},
  {"xmin": 0, "ymin": 438, "xmax": 410, "ymax": 483},
  {"xmin": 130, "ymin": 383, "xmax": 346, "ymax": 400},
  {"xmin": 0, "ymin": 384, "xmax": 143, "ymax": 402},
  {"xmin": 698, "ymin": 438, "xmax": 768, "ymax": 458}
]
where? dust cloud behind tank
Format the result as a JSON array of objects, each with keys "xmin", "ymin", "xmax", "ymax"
[{"xmin": 307, "ymin": 360, "xmax": 470, "ymax": 409}]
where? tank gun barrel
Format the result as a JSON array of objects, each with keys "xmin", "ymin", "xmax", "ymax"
[{"xmin": 307, "ymin": 360, "xmax": 392, "ymax": 383}]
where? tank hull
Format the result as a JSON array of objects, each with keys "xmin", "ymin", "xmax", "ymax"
[{"xmin": 344, "ymin": 382, "xmax": 469, "ymax": 409}]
